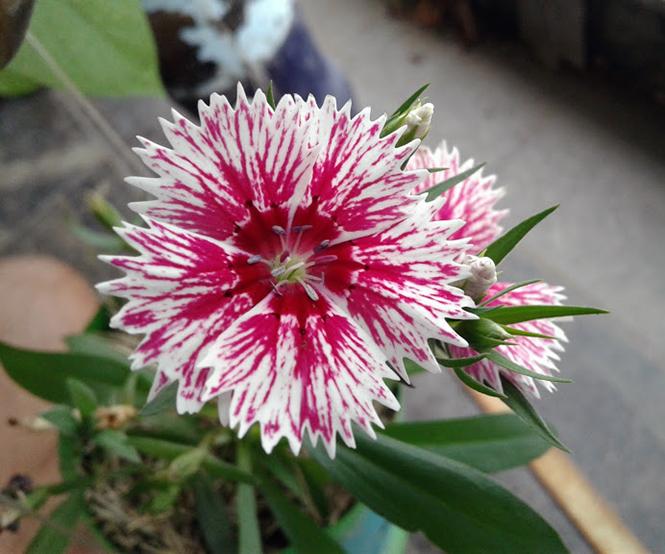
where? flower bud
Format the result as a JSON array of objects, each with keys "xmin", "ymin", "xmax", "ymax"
[
  {"xmin": 381, "ymin": 100, "xmax": 434, "ymax": 147},
  {"xmin": 463, "ymin": 255, "xmax": 497, "ymax": 302},
  {"xmin": 456, "ymin": 318, "xmax": 514, "ymax": 351}
]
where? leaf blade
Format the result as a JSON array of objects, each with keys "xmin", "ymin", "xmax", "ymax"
[
  {"xmin": 311, "ymin": 434, "xmax": 568, "ymax": 554},
  {"xmin": 484, "ymin": 206, "xmax": 558, "ymax": 264}
]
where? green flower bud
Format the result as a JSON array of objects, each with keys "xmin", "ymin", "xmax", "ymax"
[
  {"xmin": 382, "ymin": 100, "xmax": 434, "ymax": 147},
  {"xmin": 456, "ymin": 318, "xmax": 515, "ymax": 351}
]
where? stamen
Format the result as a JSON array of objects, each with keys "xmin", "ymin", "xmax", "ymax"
[
  {"xmin": 297, "ymin": 278, "xmax": 319, "ymax": 301},
  {"xmin": 272, "ymin": 225, "xmax": 287, "ymax": 236},
  {"xmin": 271, "ymin": 282, "xmax": 283, "ymax": 296},
  {"xmin": 308, "ymin": 255, "xmax": 338, "ymax": 267},
  {"xmin": 304, "ymin": 272, "xmax": 325, "ymax": 284},
  {"xmin": 247, "ymin": 254, "xmax": 263, "ymax": 265},
  {"xmin": 292, "ymin": 225, "xmax": 312, "ymax": 253},
  {"xmin": 271, "ymin": 266, "xmax": 287, "ymax": 277},
  {"xmin": 313, "ymin": 240, "xmax": 330, "ymax": 253}
]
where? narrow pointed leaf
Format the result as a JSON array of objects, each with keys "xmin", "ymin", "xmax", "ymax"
[
  {"xmin": 502, "ymin": 326, "xmax": 557, "ymax": 340},
  {"xmin": 423, "ymin": 163, "xmax": 485, "ymax": 202},
  {"xmin": 66, "ymin": 379, "xmax": 98, "ymax": 418},
  {"xmin": 65, "ymin": 333, "xmax": 131, "ymax": 366},
  {"xmin": 94, "ymin": 429, "xmax": 141, "ymax": 463},
  {"xmin": 69, "ymin": 221, "xmax": 128, "ymax": 251},
  {"xmin": 483, "ymin": 305, "xmax": 609, "ymax": 325},
  {"xmin": 193, "ymin": 472, "xmax": 236, "ymax": 554},
  {"xmin": 259, "ymin": 478, "xmax": 346, "ymax": 554},
  {"xmin": 382, "ymin": 414, "xmax": 551, "ymax": 473},
  {"xmin": 41, "ymin": 405, "xmax": 79, "ymax": 437},
  {"xmin": 391, "ymin": 84, "xmax": 429, "ymax": 118},
  {"xmin": 127, "ymin": 436, "xmax": 254, "ymax": 484},
  {"xmin": 436, "ymin": 354, "xmax": 488, "ymax": 368},
  {"xmin": 25, "ymin": 494, "xmax": 83, "ymax": 554},
  {"xmin": 500, "ymin": 377, "xmax": 569, "ymax": 452},
  {"xmin": 139, "ymin": 380, "xmax": 179, "ymax": 416},
  {"xmin": 311, "ymin": 433, "xmax": 568, "ymax": 554},
  {"xmin": 452, "ymin": 366, "xmax": 507, "ymax": 398},
  {"xmin": 237, "ymin": 445, "xmax": 263, "ymax": 554},
  {"xmin": 266, "ymin": 81, "xmax": 277, "ymax": 109},
  {"xmin": 483, "ymin": 349, "xmax": 572, "ymax": 383},
  {"xmin": 0, "ymin": 341, "xmax": 129, "ymax": 404},
  {"xmin": 484, "ymin": 206, "xmax": 558, "ymax": 264},
  {"xmin": 479, "ymin": 279, "xmax": 542, "ymax": 307}
]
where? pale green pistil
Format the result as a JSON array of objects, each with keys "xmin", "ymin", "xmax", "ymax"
[{"xmin": 270, "ymin": 253, "xmax": 307, "ymax": 283}]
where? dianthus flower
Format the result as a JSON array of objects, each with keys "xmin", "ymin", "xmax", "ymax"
[
  {"xmin": 410, "ymin": 142, "xmax": 567, "ymax": 398},
  {"xmin": 97, "ymin": 88, "xmax": 474, "ymax": 456}
]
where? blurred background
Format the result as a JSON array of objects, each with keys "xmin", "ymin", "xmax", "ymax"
[{"xmin": 1, "ymin": 0, "xmax": 665, "ymax": 552}]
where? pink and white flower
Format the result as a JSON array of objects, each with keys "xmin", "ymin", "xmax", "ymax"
[
  {"xmin": 97, "ymin": 88, "xmax": 474, "ymax": 457},
  {"xmin": 410, "ymin": 142, "xmax": 568, "ymax": 398}
]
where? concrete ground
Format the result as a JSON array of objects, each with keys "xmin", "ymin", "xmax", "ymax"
[{"xmin": 1, "ymin": 0, "xmax": 664, "ymax": 552}]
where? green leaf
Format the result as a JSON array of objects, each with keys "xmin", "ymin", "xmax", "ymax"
[
  {"xmin": 483, "ymin": 305, "xmax": 609, "ymax": 325},
  {"xmin": 58, "ymin": 435, "xmax": 80, "ymax": 480},
  {"xmin": 423, "ymin": 163, "xmax": 486, "ymax": 202},
  {"xmin": 0, "ymin": 0, "xmax": 165, "ymax": 97},
  {"xmin": 479, "ymin": 279, "xmax": 542, "ymax": 307},
  {"xmin": 403, "ymin": 358, "xmax": 427, "ymax": 376},
  {"xmin": 452, "ymin": 366, "xmax": 507, "ymax": 399},
  {"xmin": 237, "ymin": 444, "xmax": 263, "ymax": 554},
  {"xmin": 484, "ymin": 206, "xmax": 558, "ymax": 264},
  {"xmin": 127, "ymin": 436, "xmax": 254, "ymax": 484},
  {"xmin": 382, "ymin": 414, "xmax": 551, "ymax": 473},
  {"xmin": 436, "ymin": 354, "xmax": 488, "ymax": 368},
  {"xmin": 502, "ymin": 326, "xmax": 556, "ymax": 340},
  {"xmin": 94, "ymin": 429, "xmax": 141, "ymax": 463},
  {"xmin": 69, "ymin": 220, "xmax": 127, "ymax": 252},
  {"xmin": 67, "ymin": 379, "xmax": 98, "ymax": 418},
  {"xmin": 390, "ymin": 84, "xmax": 429, "ymax": 118},
  {"xmin": 266, "ymin": 81, "xmax": 277, "ymax": 109},
  {"xmin": 65, "ymin": 333, "xmax": 131, "ymax": 366},
  {"xmin": 139, "ymin": 380, "xmax": 178, "ymax": 416},
  {"xmin": 84, "ymin": 305, "xmax": 112, "ymax": 333},
  {"xmin": 193, "ymin": 472, "xmax": 237, "ymax": 554},
  {"xmin": 259, "ymin": 478, "xmax": 346, "ymax": 554},
  {"xmin": 500, "ymin": 377, "xmax": 569, "ymax": 452},
  {"xmin": 41, "ymin": 405, "xmax": 79, "ymax": 437},
  {"xmin": 146, "ymin": 482, "xmax": 181, "ymax": 515},
  {"xmin": 311, "ymin": 434, "xmax": 568, "ymax": 554},
  {"xmin": 25, "ymin": 494, "xmax": 83, "ymax": 554},
  {"xmin": 482, "ymin": 349, "xmax": 572, "ymax": 384},
  {"xmin": 0, "ymin": 341, "xmax": 130, "ymax": 403}
]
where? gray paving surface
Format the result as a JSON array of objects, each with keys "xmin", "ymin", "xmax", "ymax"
[{"xmin": 1, "ymin": 1, "xmax": 664, "ymax": 552}]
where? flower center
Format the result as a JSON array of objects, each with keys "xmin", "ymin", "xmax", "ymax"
[{"xmin": 246, "ymin": 224, "xmax": 336, "ymax": 302}]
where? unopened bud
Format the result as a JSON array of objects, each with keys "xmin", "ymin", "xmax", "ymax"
[
  {"xmin": 456, "ymin": 318, "xmax": 514, "ymax": 351},
  {"xmin": 463, "ymin": 255, "xmax": 497, "ymax": 302},
  {"xmin": 402, "ymin": 102, "xmax": 434, "ymax": 141},
  {"xmin": 381, "ymin": 99, "xmax": 434, "ymax": 147}
]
